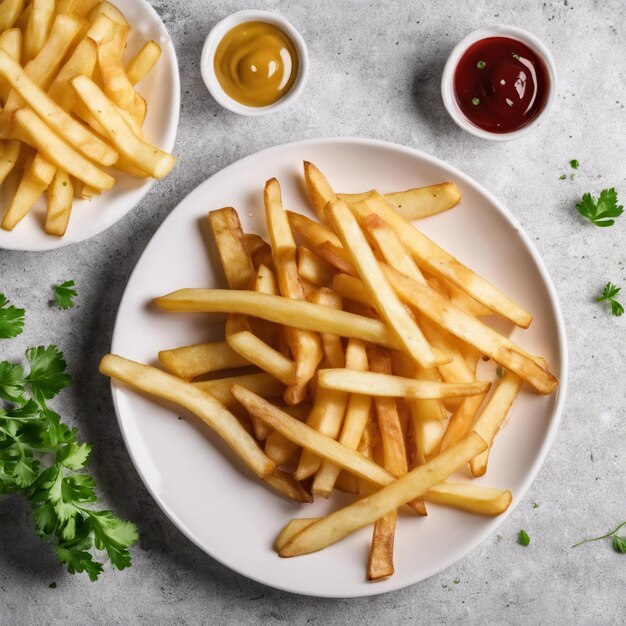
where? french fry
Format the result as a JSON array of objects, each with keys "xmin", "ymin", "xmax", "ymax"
[
  {"xmin": 57, "ymin": 0, "xmax": 100, "ymax": 16},
  {"xmin": 71, "ymin": 75, "xmax": 176, "ymax": 178},
  {"xmin": 351, "ymin": 192, "xmax": 533, "ymax": 327},
  {"xmin": 263, "ymin": 470, "xmax": 312, "ymax": 504},
  {"xmin": 367, "ymin": 346, "xmax": 411, "ymax": 580},
  {"xmin": 100, "ymin": 355, "xmax": 275, "ymax": 479},
  {"xmin": 275, "ymin": 518, "xmax": 319, "ymax": 552},
  {"xmin": 313, "ymin": 339, "xmax": 371, "ymax": 497},
  {"xmin": 154, "ymin": 289, "xmax": 406, "ymax": 351},
  {"xmin": 209, "ymin": 207, "xmax": 255, "ymax": 290},
  {"xmin": 87, "ymin": 1, "xmax": 128, "ymax": 25},
  {"xmin": 297, "ymin": 247, "xmax": 335, "ymax": 286},
  {"xmin": 338, "ymin": 182, "xmax": 461, "ymax": 221},
  {"xmin": 23, "ymin": 0, "xmax": 55, "ymax": 62},
  {"xmin": 231, "ymin": 385, "xmax": 430, "ymax": 515},
  {"xmin": 225, "ymin": 315, "xmax": 295, "ymax": 385},
  {"xmin": 439, "ymin": 393, "xmax": 486, "ymax": 453},
  {"xmin": 47, "ymin": 37, "xmax": 98, "ymax": 111},
  {"xmin": 0, "ymin": 139, "xmax": 20, "ymax": 186},
  {"xmin": 325, "ymin": 199, "xmax": 438, "ymax": 369},
  {"xmin": 265, "ymin": 177, "xmax": 323, "ymax": 405},
  {"xmin": 98, "ymin": 22, "xmax": 135, "ymax": 110},
  {"xmin": 244, "ymin": 233, "xmax": 268, "ymax": 257},
  {"xmin": 470, "ymin": 370, "xmax": 523, "ymax": 477},
  {"xmin": 158, "ymin": 341, "xmax": 250, "ymax": 380},
  {"xmin": 0, "ymin": 0, "xmax": 25, "ymax": 32},
  {"xmin": 303, "ymin": 160, "xmax": 336, "ymax": 221},
  {"xmin": 44, "ymin": 169, "xmax": 73, "ymax": 236},
  {"xmin": 264, "ymin": 429, "xmax": 299, "ymax": 466},
  {"xmin": 13, "ymin": 108, "xmax": 115, "ymax": 191},
  {"xmin": 279, "ymin": 433, "xmax": 487, "ymax": 556},
  {"xmin": 317, "ymin": 369, "xmax": 490, "ymax": 399},
  {"xmin": 0, "ymin": 28, "xmax": 21, "ymax": 102},
  {"xmin": 309, "ymin": 288, "xmax": 344, "ymax": 368},
  {"xmin": 1, "ymin": 152, "xmax": 55, "ymax": 230},
  {"xmin": 194, "ymin": 373, "xmax": 284, "ymax": 409},
  {"xmin": 294, "ymin": 387, "xmax": 348, "ymax": 480},
  {"xmin": 381, "ymin": 264, "xmax": 558, "ymax": 394},
  {"xmin": 0, "ymin": 50, "xmax": 118, "ymax": 167},
  {"xmin": 126, "ymin": 39, "xmax": 161, "ymax": 85},
  {"xmin": 425, "ymin": 482, "xmax": 512, "ymax": 515}
]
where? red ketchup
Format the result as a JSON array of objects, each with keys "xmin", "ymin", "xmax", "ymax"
[{"xmin": 453, "ymin": 37, "xmax": 548, "ymax": 133}]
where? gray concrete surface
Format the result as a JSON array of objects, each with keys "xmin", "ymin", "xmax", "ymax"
[{"xmin": 1, "ymin": 0, "xmax": 625, "ymax": 624}]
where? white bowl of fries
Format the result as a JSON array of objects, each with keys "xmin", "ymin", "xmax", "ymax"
[
  {"xmin": 0, "ymin": 0, "xmax": 179, "ymax": 251},
  {"xmin": 105, "ymin": 138, "xmax": 567, "ymax": 597}
]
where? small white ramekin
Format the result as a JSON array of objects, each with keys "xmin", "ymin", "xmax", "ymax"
[
  {"xmin": 441, "ymin": 25, "xmax": 557, "ymax": 141},
  {"xmin": 201, "ymin": 10, "xmax": 309, "ymax": 116}
]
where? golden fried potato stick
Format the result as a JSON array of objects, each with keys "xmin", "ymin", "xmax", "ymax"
[
  {"xmin": 326, "ymin": 199, "xmax": 438, "ymax": 369},
  {"xmin": 367, "ymin": 346, "xmax": 411, "ymax": 580},
  {"xmin": 126, "ymin": 39, "xmax": 161, "ymax": 85},
  {"xmin": 23, "ymin": 0, "xmax": 55, "ymax": 62},
  {"xmin": 297, "ymin": 247, "xmax": 335, "ymax": 286},
  {"xmin": 0, "ymin": 0, "xmax": 25, "ymax": 32},
  {"xmin": 265, "ymin": 177, "xmax": 323, "ymax": 405},
  {"xmin": 0, "ymin": 28, "xmax": 21, "ymax": 103},
  {"xmin": 208, "ymin": 207, "xmax": 255, "ymax": 290},
  {"xmin": 100, "ymin": 355, "xmax": 275, "ymax": 479},
  {"xmin": 193, "ymin": 373, "xmax": 285, "ymax": 409},
  {"xmin": 470, "ymin": 370, "xmax": 523, "ymax": 477},
  {"xmin": 71, "ymin": 75, "xmax": 176, "ymax": 178},
  {"xmin": 13, "ymin": 108, "xmax": 115, "ymax": 191},
  {"xmin": 338, "ymin": 182, "xmax": 461, "ymax": 221},
  {"xmin": 98, "ymin": 22, "xmax": 135, "ymax": 110},
  {"xmin": 263, "ymin": 470, "xmax": 312, "ymax": 504},
  {"xmin": 0, "ymin": 139, "xmax": 20, "ymax": 186},
  {"xmin": 1, "ymin": 152, "xmax": 55, "ymax": 230},
  {"xmin": 279, "ymin": 433, "xmax": 486, "ymax": 556},
  {"xmin": 381, "ymin": 265, "xmax": 558, "ymax": 394},
  {"xmin": 352, "ymin": 192, "xmax": 533, "ymax": 327},
  {"xmin": 57, "ymin": 0, "xmax": 99, "ymax": 17},
  {"xmin": 154, "ymin": 288, "xmax": 405, "ymax": 350},
  {"xmin": 158, "ymin": 341, "xmax": 250, "ymax": 380},
  {"xmin": 294, "ymin": 386, "xmax": 348, "ymax": 480},
  {"xmin": 88, "ymin": 0, "xmax": 127, "ymax": 25},
  {"xmin": 317, "ymin": 369, "xmax": 490, "ymax": 399},
  {"xmin": 231, "ymin": 385, "xmax": 424, "ymax": 515},
  {"xmin": 44, "ymin": 169, "xmax": 73, "ymax": 236}
]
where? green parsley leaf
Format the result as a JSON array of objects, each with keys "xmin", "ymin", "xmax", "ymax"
[
  {"xmin": 55, "ymin": 544, "xmax": 104, "ymax": 581},
  {"xmin": 495, "ymin": 366, "xmax": 504, "ymax": 379},
  {"xmin": 0, "ymin": 294, "xmax": 25, "ymax": 339},
  {"xmin": 576, "ymin": 188, "xmax": 623, "ymax": 227},
  {"xmin": 613, "ymin": 536, "xmax": 626, "ymax": 554},
  {"xmin": 52, "ymin": 281, "xmax": 77, "ymax": 310},
  {"xmin": 595, "ymin": 282, "xmax": 624, "ymax": 317},
  {"xmin": 569, "ymin": 159, "xmax": 579, "ymax": 169},
  {"xmin": 88, "ymin": 510, "xmax": 139, "ymax": 570},
  {"xmin": 532, "ymin": 502, "xmax": 539, "ymax": 509},
  {"xmin": 518, "ymin": 529, "xmax": 530, "ymax": 546},
  {"xmin": 0, "ymin": 361, "xmax": 25, "ymax": 403},
  {"xmin": 25, "ymin": 346, "xmax": 71, "ymax": 406}
]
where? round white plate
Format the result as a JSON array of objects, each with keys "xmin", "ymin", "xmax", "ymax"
[
  {"xmin": 0, "ymin": 0, "xmax": 180, "ymax": 251},
  {"xmin": 110, "ymin": 138, "xmax": 567, "ymax": 598}
]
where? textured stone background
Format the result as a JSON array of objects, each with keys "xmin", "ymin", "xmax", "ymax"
[{"xmin": 1, "ymin": 1, "xmax": 625, "ymax": 624}]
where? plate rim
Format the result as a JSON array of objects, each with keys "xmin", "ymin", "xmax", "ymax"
[
  {"xmin": 0, "ymin": 0, "xmax": 181, "ymax": 253},
  {"xmin": 109, "ymin": 136, "xmax": 569, "ymax": 598}
]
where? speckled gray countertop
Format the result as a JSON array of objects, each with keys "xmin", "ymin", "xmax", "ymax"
[{"xmin": 1, "ymin": 1, "xmax": 625, "ymax": 624}]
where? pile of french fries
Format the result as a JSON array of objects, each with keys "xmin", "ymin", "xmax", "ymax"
[
  {"xmin": 0, "ymin": 0, "xmax": 175, "ymax": 236},
  {"xmin": 100, "ymin": 162, "xmax": 559, "ymax": 581}
]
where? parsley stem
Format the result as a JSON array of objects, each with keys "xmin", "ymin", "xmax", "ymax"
[{"xmin": 571, "ymin": 521, "xmax": 626, "ymax": 548}]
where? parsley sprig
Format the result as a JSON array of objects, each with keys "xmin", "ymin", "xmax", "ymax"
[
  {"xmin": 52, "ymin": 281, "xmax": 77, "ymax": 310},
  {"xmin": 576, "ymin": 188, "xmax": 623, "ymax": 227},
  {"xmin": 572, "ymin": 521, "xmax": 626, "ymax": 554},
  {"xmin": 0, "ymin": 294, "xmax": 25, "ymax": 339},
  {"xmin": 596, "ymin": 282, "xmax": 624, "ymax": 317},
  {"xmin": 0, "ymin": 346, "xmax": 138, "ymax": 580}
]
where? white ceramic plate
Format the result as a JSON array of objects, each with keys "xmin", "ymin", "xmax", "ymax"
[
  {"xmin": 110, "ymin": 138, "xmax": 567, "ymax": 598},
  {"xmin": 0, "ymin": 0, "xmax": 180, "ymax": 252}
]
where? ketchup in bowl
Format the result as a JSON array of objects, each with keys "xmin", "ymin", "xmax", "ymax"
[{"xmin": 453, "ymin": 37, "xmax": 548, "ymax": 134}]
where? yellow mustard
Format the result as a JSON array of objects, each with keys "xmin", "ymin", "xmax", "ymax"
[{"xmin": 214, "ymin": 21, "xmax": 299, "ymax": 107}]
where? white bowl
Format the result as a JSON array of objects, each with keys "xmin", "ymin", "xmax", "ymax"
[
  {"xmin": 201, "ymin": 10, "xmax": 308, "ymax": 116},
  {"xmin": 441, "ymin": 25, "xmax": 557, "ymax": 141}
]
